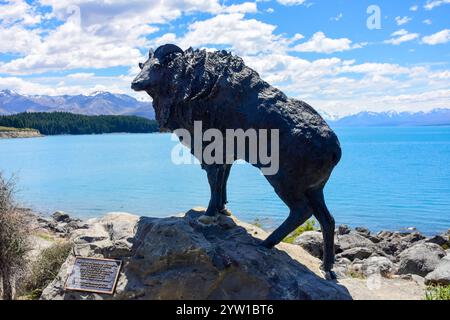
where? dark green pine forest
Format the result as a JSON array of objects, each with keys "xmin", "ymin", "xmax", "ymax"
[{"xmin": 0, "ymin": 112, "xmax": 159, "ymax": 135}]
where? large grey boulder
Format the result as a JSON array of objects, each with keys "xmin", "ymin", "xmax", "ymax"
[
  {"xmin": 397, "ymin": 243, "xmax": 446, "ymax": 277},
  {"xmin": 360, "ymin": 256, "xmax": 395, "ymax": 277},
  {"xmin": 294, "ymin": 231, "xmax": 324, "ymax": 258},
  {"xmin": 425, "ymin": 256, "xmax": 450, "ymax": 285},
  {"xmin": 336, "ymin": 247, "xmax": 373, "ymax": 261},
  {"xmin": 336, "ymin": 232, "xmax": 375, "ymax": 252},
  {"xmin": 41, "ymin": 209, "xmax": 351, "ymax": 300}
]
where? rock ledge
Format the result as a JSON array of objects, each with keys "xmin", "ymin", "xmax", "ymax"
[{"xmin": 41, "ymin": 209, "xmax": 351, "ymax": 300}]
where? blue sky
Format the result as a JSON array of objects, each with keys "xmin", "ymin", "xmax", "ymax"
[{"xmin": 0, "ymin": 0, "xmax": 449, "ymax": 117}]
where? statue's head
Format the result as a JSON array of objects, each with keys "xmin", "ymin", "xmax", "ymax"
[{"xmin": 131, "ymin": 44, "xmax": 184, "ymax": 94}]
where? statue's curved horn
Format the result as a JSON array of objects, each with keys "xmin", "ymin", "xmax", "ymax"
[{"xmin": 154, "ymin": 44, "xmax": 183, "ymax": 61}]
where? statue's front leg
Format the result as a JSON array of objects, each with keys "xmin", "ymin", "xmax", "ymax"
[
  {"xmin": 198, "ymin": 164, "xmax": 223, "ymax": 224},
  {"xmin": 218, "ymin": 164, "xmax": 232, "ymax": 216}
]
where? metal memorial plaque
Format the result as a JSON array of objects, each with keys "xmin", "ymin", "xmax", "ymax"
[{"xmin": 64, "ymin": 257, "xmax": 122, "ymax": 295}]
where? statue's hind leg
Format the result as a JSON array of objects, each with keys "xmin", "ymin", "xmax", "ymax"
[
  {"xmin": 306, "ymin": 188, "xmax": 336, "ymax": 280},
  {"xmin": 260, "ymin": 197, "xmax": 313, "ymax": 248}
]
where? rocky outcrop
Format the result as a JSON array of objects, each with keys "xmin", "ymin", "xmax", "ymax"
[
  {"xmin": 36, "ymin": 211, "xmax": 88, "ymax": 236},
  {"xmin": 41, "ymin": 209, "xmax": 351, "ymax": 300},
  {"xmin": 293, "ymin": 224, "xmax": 448, "ymax": 280}
]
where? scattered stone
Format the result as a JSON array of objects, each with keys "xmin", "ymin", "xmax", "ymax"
[
  {"xmin": 360, "ymin": 256, "xmax": 395, "ymax": 277},
  {"xmin": 426, "ymin": 234, "xmax": 450, "ymax": 248},
  {"xmin": 337, "ymin": 225, "xmax": 351, "ymax": 235},
  {"xmin": 38, "ymin": 211, "xmax": 86, "ymax": 235},
  {"xmin": 376, "ymin": 232, "xmax": 424, "ymax": 257},
  {"xmin": 336, "ymin": 232, "xmax": 375, "ymax": 252},
  {"xmin": 355, "ymin": 227, "xmax": 370, "ymax": 236},
  {"xmin": 354, "ymin": 226, "xmax": 382, "ymax": 243},
  {"xmin": 377, "ymin": 230, "xmax": 394, "ymax": 239},
  {"xmin": 336, "ymin": 247, "xmax": 373, "ymax": 261},
  {"xmin": 294, "ymin": 231, "xmax": 324, "ymax": 258},
  {"xmin": 397, "ymin": 243, "xmax": 446, "ymax": 277},
  {"xmin": 52, "ymin": 211, "xmax": 72, "ymax": 223},
  {"xmin": 398, "ymin": 274, "xmax": 425, "ymax": 285},
  {"xmin": 425, "ymin": 255, "xmax": 450, "ymax": 286},
  {"xmin": 403, "ymin": 232, "xmax": 426, "ymax": 244},
  {"xmin": 334, "ymin": 257, "xmax": 352, "ymax": 279}
]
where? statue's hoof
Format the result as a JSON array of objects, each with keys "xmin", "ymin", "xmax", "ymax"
[
  {"xmin": 220, "ymin": 208, "xmax": 232, "ymax": 216},
  {"xmin": 198, "ymin": 214, "xmax": 217, "ymax": 225},
  {"xmin": 320, "ymin": 268, "xmax": 337, "ymax": 280}
]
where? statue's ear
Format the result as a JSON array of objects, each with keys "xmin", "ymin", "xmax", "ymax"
[{"xmin": 149, "ymin": 48, "xmax": 154, "ymax": 58}]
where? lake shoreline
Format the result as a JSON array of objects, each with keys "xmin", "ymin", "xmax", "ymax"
[
  {"xmin": 24, "ymin": 208, "xmax": 449, "ymax": 300},
  {"xmin": 0, "ymin": 129, "xmax": 43, "ymax": 139},
  {"xmin": 29, "ymin": 206, "xmax": 449, "ymax": 245}
]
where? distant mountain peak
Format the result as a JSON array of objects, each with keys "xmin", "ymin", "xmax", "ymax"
[
  {"xmin": 0, "ymin": 90, "xmax": 155, "ymax": 119},
  {"xmin": 89, "ymin": 91, "xmax": 114, "ymax": 96},
  {"xmin": 0, "ymin": 89, "xmax": 19, "ymax": 96}
]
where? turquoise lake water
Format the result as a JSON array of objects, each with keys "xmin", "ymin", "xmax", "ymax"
[{"xmin": 0, "ymin": 126, "xmax": 449, "ymax": 235}]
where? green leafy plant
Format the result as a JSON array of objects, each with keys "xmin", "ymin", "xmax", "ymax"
[
  {"xmin": 425, "ymin": 285, "xmax": 450, "ymax": 300},
  {"xmin": 283, "ymin": 219, "xmax": 317, "ymax": 244}
]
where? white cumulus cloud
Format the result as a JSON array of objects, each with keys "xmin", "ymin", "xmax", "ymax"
[
  {"xmin": 424, "ymin": 0, "xmax": 450, "ymax": 10},
  {"xmin": 292, "ymin": 32, "xmax": 363, "ymax": 54},
  {"xmin": 385, "ymin": 29, "xmax": 419, "ymax": 45},
  {"xmin": 422, "ymin": 29, "xmax": 450, "ymax": 45},
  {"xmin": 395, "ymin": 16, "xmax": 412, "ymax": 26}
]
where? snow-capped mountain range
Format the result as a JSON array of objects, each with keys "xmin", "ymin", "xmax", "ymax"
[
  {"xmin": 0, "ymin": 90, "xmax": 154, "ymax": 119},
  {"xmin": 330, "ymin": 109, "xmax": 450, "ymax": 126},
  {"xmin": 1, "ymin": 90, "xmax": 449, "ymax": 126}
]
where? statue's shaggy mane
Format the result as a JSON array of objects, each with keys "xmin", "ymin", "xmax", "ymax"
[{"xmin": 166, "ymin": 48, "xmax": 286, "ymax": 105}]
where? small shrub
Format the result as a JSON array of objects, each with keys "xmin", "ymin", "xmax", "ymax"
[
  {"xmin": 283, "ymin": 219, "xmax": 317, "ymax": 244},
  {"xmin": 0, "ymin": 173, "xmax": 30, "ymax": 300},
  {"xmin": 20, "ymin": 242, "xmax": 72, "ymax": 299},
  {"xmin": 347, "ymin": 270, "xmax": 366, "ymax": 280},
  {"xmin": 425, "ymin": 285, "xmax": 450, "ymax": 300}
]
